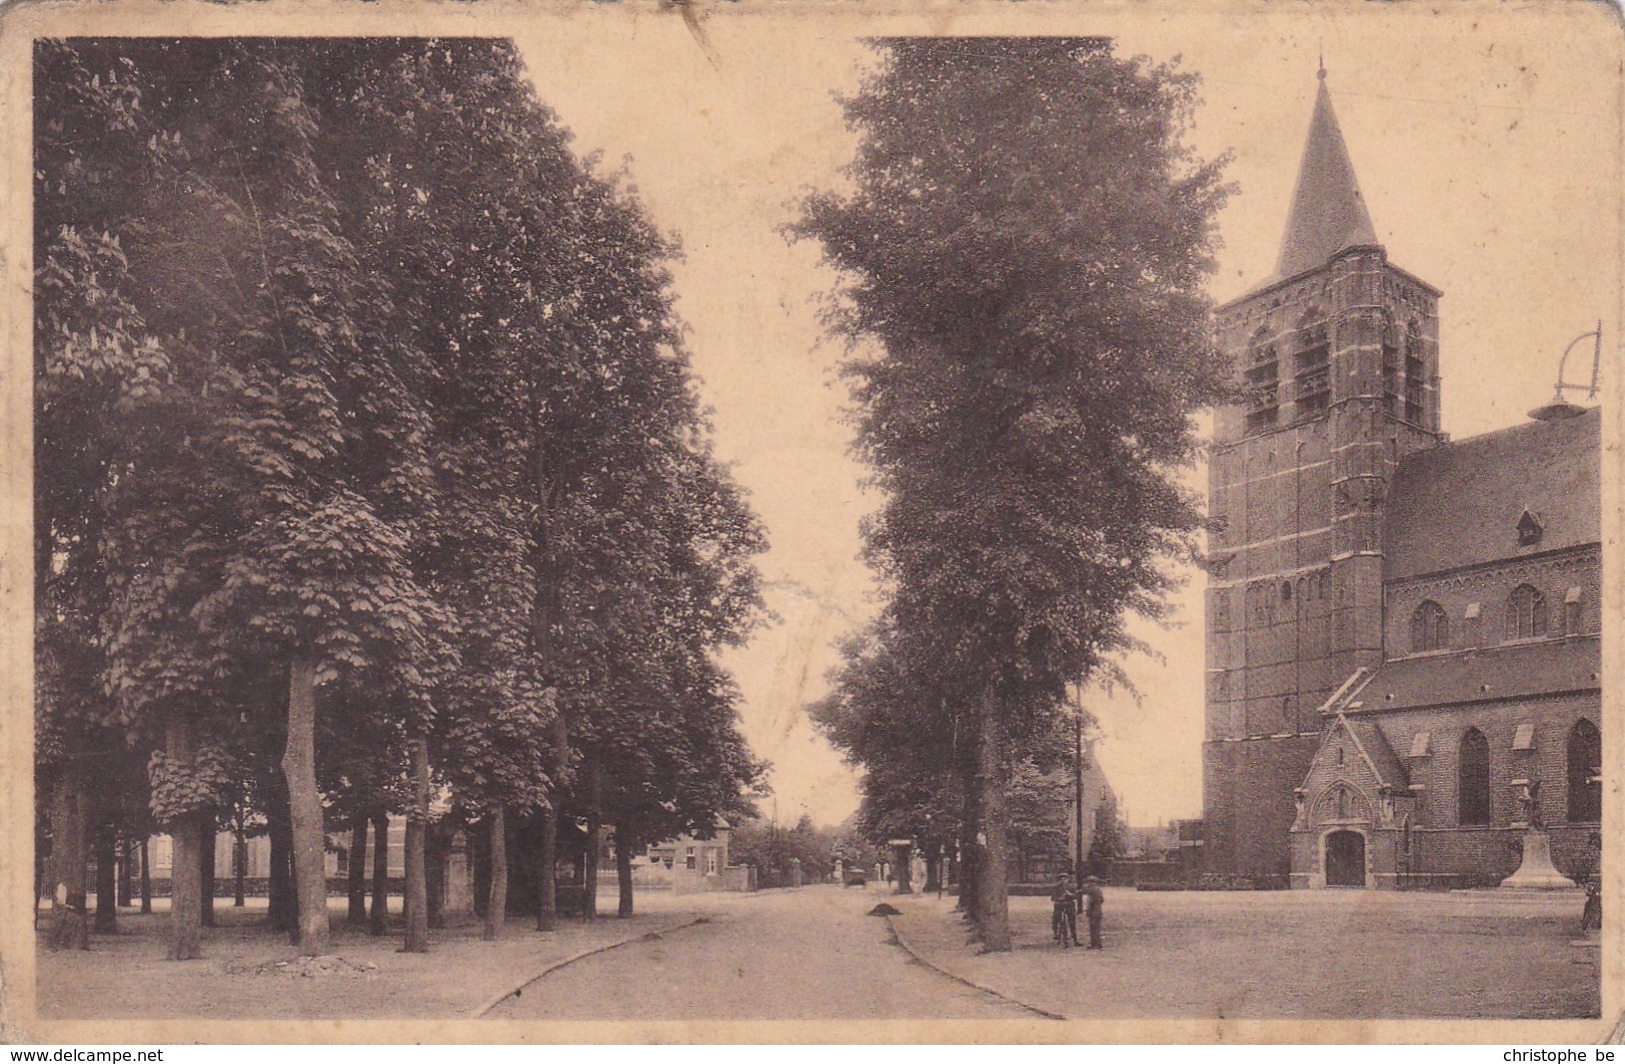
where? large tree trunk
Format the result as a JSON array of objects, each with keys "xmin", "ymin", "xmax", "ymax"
[
  {"xmin": 118, "ymin": 837, "xmax": 133, "ymax": 908},
  {"xmin": 582, "ymin": 755, "xmax": 601, "ymax": 921},
  {"xmin": 923, "ymin": 839, "xmax": 943, "ymax": 895},
  {"xmin": 347, "ymin": 817, "xmax": 368, "ymax": 925},
  {"xmin": 535, "ymin": 806, "xmax": 558, "ymax": 931},
  {"xmin": 284, "ymin": 657, "xmax": 329, "ymax": 955},
  {"xmin": 233, "ymin": 830, "xmax": 247, "ymax": 907},
  {"xmin": 482, "ymin": 807, "xmax": 507, "ymax": 940},
  {"xmin": 139, "ymin": 836, "xmax": 152, "ymax": 914},
  {"xmin": 164, "ymin": 717, "xmax": 203, "ymax": 960},
  {"xmin": 957, "ymin": 747, "xmax": 980, "ymax": 918},
  {"xmin": 266, "ymin": 764, "xmax": 295, "ymax": 935},
  {"xmin": 44, "ymin": 767, "xmax": 88, "ymax": 950},
  {"xmin": 169, "ymin": 813, "xmax": 205, "ymax": 959},
  {"xmin": 199, "ymin": 813, "xmax": 216, "ymax": 928},
  {"xmin": 528, "ymin": 412, "xmax": 569, "ymax": 933},
  {"xmin": 973, "ymin": 690, "xmax": 1012, "ymax": 952},
  {"xmin": 536, "ymin": 716, "xmax": 569, "ymax": 931},
  {"xmin": 615, "ymin": 822, "xmax": 635, "ymax": 917},
  {"xmin": 369, "ymin": 807, "xmax": 388, "ymax": 935},
  {"xmin": 472, "ymin": 825, "xmax": 489, "ymax": 919},
  {"xmin": 427, "ymin": 825, "xmax": 447, "ymax": 930},
  {"xmin": 402, "ymin": 736, "xmax": 430, "ymax": 952},
  {"xmin": 94, "ymin": 828, "xmax": 117, "ymax": 934}
]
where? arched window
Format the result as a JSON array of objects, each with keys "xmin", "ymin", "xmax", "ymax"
[
  {"xmin": 1459, "ymin": 728, "xmax": 1492, "ymax": 826},
  {"xmin": 1404, "ymin": 319, "xmax": 1426, "ymax": 422},
  {"xmin": 1568, "ymin": 719, "xmax": 1602, "ymax": 823},
  {"xmin": 1294, "ymin": 310, "xmax": 1331, "ymax": 418},
  {"xmin": 1506, "ymin": 584, "xmax": 1547, "ymax": 641},
  {"xmin": 1410, "ymin": 601, "xmax": 1449, "ymax": 653},
  {"xmin": 1245, "ymin": 326, "xmax": 1280, "ymax": 433}
]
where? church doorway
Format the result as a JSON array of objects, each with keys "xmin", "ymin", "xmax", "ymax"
[{"xmin": 1324, "ymin": 831, "xmax": 1366, "ymax": 888}]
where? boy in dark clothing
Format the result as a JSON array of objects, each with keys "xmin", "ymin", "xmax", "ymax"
[{"xmin": 1050, "ymin": 873, "xmax": 1078, "ymax": 947}]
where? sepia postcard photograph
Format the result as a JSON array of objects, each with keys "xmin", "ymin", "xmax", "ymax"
[{"xmin": 1, "ymin": 0, "xmax": 1621, "ymax": 1045}]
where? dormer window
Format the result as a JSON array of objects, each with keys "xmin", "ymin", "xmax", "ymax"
[{"xmin": 1516, "ymin": 509, "xmax": 1544, "ymax": 546}]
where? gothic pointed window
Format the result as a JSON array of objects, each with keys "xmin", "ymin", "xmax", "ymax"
[
  {"xmin": 1568, "ymin": 718, "xmax": 1601, "ymax": 823},
  {"xmin": 1506, "ymin": 584, "xmax": 1547, "ymax": 641},
  {"xmin": 1459, "ymin": 728, "xmax": 1492, "ymax": 826},
  {"xmin": 1410, "ymin": 600, "xmax": 1449, "ymax": 653}
]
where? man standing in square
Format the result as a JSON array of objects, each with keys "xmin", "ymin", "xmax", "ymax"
[{"xmin": 1079, "ymin": 875, "xmax": 1105, "ymax": 950}]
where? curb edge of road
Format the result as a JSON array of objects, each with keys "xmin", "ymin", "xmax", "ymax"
[
  {"xmin": 473, "ymin": 914, "xmax": 707, "ymax": 1018},
  {"xmin": 884, "ymin": 912, "xmax": 1067, "ymax": 1022}
]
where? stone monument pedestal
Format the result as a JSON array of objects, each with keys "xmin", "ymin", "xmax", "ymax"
[{"xmin": 1499, "ymin": 829, "xmax": 1577, "ymax": 890}]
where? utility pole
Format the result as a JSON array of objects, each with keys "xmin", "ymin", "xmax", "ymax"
[{"xmin": 1073, "ymin": 688, "xmax": 1086, "ymax": 877}]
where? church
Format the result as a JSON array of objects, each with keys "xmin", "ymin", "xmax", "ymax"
[{"xmin": 1199, "ymin": 70, "xmax": 1603, "ymax": 889}]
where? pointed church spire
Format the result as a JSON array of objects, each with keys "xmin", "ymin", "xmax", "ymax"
[{"xmin": 1275, "ymin": 67, "xmax": 1380, "ymax": 279}]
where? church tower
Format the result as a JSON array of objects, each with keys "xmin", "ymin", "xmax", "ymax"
[{"xmin": 1200, "ymin": 70, "xmax": 1444, "ymax": 880}]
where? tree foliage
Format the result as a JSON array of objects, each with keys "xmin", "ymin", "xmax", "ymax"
[
  {"xmin": 797, "ymin": 38, "xmax": 1231, "ymax": 949},
  {"xmin": 34, "ymin": 37, "xmax": 766, "ymax": 955}
]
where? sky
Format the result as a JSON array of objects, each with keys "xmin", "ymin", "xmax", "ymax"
[{"xmin": 513, "ymin": 4, "xmax": 1621, "ymax": 829}]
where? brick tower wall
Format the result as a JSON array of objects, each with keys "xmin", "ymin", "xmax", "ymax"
[{"xmin": 1201, "ymin": 248, "xmax": 1441, "ymax": 878}]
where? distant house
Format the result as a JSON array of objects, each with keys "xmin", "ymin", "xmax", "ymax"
[
  {"xmin": 142, "ymin": 819, "xmax": 407, "ymax": 890},
  {"xmin": 1121, "ymin": 823, "xmax": 1179, "ymax": 861},
  {"xmin": 644, "ymin": 822, "xmax": 754, "ymax": 894}
]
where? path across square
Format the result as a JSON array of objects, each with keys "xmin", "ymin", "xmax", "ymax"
[{"xmin": 888, "ymin": 887, "xmax": 1600, "ymax": 1020}]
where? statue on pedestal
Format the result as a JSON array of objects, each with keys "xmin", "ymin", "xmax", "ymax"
[
  {"xmin": 1515, "ymin": 779, "xmax": 1542, "ymax": 830},
  {"xmin": 1501, "ymin": 778, "xmax": 1575, "ymax": 891}
]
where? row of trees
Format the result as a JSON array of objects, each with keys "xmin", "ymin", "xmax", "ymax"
[
  {"xmin": 36, "ymin": 38, "xmax": 766, "ymax": 960},
  {"xmin": 797, "ymin": 39, "xmax": 1232, "ymax": 949},
  {"xmin": 729, "ymin": 812, "xmax": 844, "ymax": 887}
]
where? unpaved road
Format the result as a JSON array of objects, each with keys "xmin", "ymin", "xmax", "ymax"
[{"xmin": 487, "ymin": 884, "xmax": 1034, "ymax": 1021}]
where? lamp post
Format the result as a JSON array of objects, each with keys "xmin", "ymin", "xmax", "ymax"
[
  {"xmin": 1073, "ymin": 687, "xmax": 1086, "ymax": 877},
  {"xmin": 1529, "ymin": 322, "xmax": 1602, "ymax": 421}
]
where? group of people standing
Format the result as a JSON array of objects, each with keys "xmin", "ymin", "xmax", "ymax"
[{"xmin": 1050, "ymin": 872, "xmax": 1104, "ymax": 950}]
